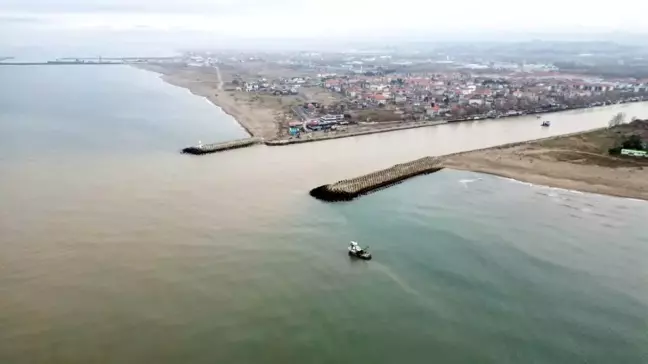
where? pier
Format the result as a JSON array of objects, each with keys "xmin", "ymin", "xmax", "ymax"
[
  {"xmin": 309, "ymin": 157, "xmax": 444, "ymax": 201},
  {"xmin": 308, "ymin": 127, "xmax": 621, "ymax": 202},
  {"xmin": 0, "ymin": 56, "xmax": 180, "ymax": 66},
  {"xmin": 0, "ymin": 61, "xmax": 124, "ymax": 66},
  {"xmin": 181, "ymin": 138, "xmax": 262, "ymax": 155}
]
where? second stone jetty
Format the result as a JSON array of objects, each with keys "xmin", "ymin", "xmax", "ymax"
[
  {"xmin": 309, "ymin": 157, "xmax": 444, "ymax": 201},
  {"xmin": 182, "ymin": 138, "xmax": 262, "ymax": 155}
]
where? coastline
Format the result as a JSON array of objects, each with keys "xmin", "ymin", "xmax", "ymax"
[
  {"xmin": 138, "ymin": 64, "xmax": 452, "ymax": 146},
  {"xmin": 137, "ymin": 64, "xmax": 648, "ymax": 200},
  {"xmin": 137, "ymin": 64, "xmax": 648, "ymax": 147},
  {"xmin": 443, "ymin": 159, "xmax": 648, "ymax": 201},
  {"xmin": 310, "ymin": 123, "xmax": 648, "ymax": 202},
  {"xmin": 449, "ymin": 165, "xmax": 646, "ymax": 201},
  {"xmin": 264, "ymin": 120, "xmax": 447, "ymax": 145},
  {"xmin": 441, "ymin": 124, "xmax": 648, "ymax": 201},
  {"xmin": 136, "ymin": 64, "xmax": 277, "ymax": 139}
]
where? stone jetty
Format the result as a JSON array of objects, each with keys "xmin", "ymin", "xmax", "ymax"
[
  {"xmin": 182, "ymin": 138, "xmax": 262, "ymax": 155},
  {"xmin": 310, "ymin": 157, "xmax": 444, "ymax": 202}
]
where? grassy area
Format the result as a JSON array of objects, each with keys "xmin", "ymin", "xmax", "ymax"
[
  {"xmin": 538, "ymin": 129, "xmax": 622, "ymax": 153},
  {"xmin": 353, "ymin": 109, "xmax": 403, "ymax": 123},
  {"xmin": 534, "ymin": 120, "xmax": 648, "ymax": 167}
]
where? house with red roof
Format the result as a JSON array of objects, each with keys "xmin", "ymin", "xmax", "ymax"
[{"xmin": 373, "ymin": 94, "xmax": 387, "ymax": 102}]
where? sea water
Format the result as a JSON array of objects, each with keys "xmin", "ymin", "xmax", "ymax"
[{"xmin": 1, "ymin": 66, "xmax": 647, "ymax": 364}]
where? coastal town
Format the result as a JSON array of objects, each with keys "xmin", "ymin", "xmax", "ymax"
[
  {"xmin": 8, "ymin": 43, "xmax": 647, "ymax": 145},
  {"xmin": 5, "ymin": 0, "xmax": 648, "ymax": 360},
  {"xmin": 280, "ymin": 69, "xmax": 647, "ymax": 137},
  {"xmin": 136, "ymin": 45, "xmax": 648, "ymax": 144}
]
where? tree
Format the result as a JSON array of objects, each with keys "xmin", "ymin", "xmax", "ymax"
[
  {"xmin": 609, "ymin": 112, "xmax": 626, "ymax": 128},
  {"xmin": 622, "ymin": 134, "xmax": 644, "ymax": 150}
]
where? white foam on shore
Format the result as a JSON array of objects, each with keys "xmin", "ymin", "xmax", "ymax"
[
  {"xmin": 550, "ymin": 186, "xmax": 583, "ymax": 194},
  {"xmin": 498, "ymin": 176, "xmax": 585, "ymax": 195},
  {"xmin": 499, "ymin": 177, "xmax": 535, "ymax": 187},
  {"xmin": 624, "ymin": 197, "xmax": 647, "ymax": 204},
  {"xmin": 496, "ymin": 175, "xmax": 647, "ymax": 205}
]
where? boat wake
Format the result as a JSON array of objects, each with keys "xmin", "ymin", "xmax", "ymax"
[{"xmin": 371, "ymin": 262, "xmax": 422, "ymax": 298}]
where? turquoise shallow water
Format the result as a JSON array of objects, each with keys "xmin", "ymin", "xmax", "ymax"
[{"xmin": 1, "ymin": 66, "xmax": 647, "ymax": 364}]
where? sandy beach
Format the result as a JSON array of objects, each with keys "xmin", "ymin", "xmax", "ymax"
[
  {"xmin": 443, "ymin": 122, "xmax": 648, "ymax": 200},
  {"xmin": 139, "ymin": 63, "xmax": 648, "ymax": 152},
  {"xmin": 139, "ymin": 64, "xmax": 456, "ymax": 143},
  {"xmin": 308, "ymin": 121, "xmax": 648, "ymax": 202},
  {"xmin": 140, "ymin": 64, "xmax": 648, "ymax": 202},
  {"xmin": 138, "ymin": 64, "xmax": 281, "ymax": 139}
]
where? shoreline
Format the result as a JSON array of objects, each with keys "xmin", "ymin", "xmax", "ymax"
[
  {"xmin": 137, "ymin": 64, "xmax": 648, "ymax": 147},
  {"xmin": 136, "ymin": 64, "xmax": 269, "ymax": 139},
  {"xmin": 448, "ymin": 167, "xmax": 645, "ymax": 201},
  {"xmin": 266, "ymin": 101, "xmax": 645, "ymax": 145},
  {"xmin": 310, "ymin": 123, "xmax": 648, "ymax": 202},
  {"xmin": 160, "ymin": 71, "xmax": 259, "ymax": 138},
  {"xmin": 441, "ymin": 125, "xmax": 648, "ymax": 201},
  {"xmin": 264, "ymin": 120, "xmax": 447, "ymax": 145},
  {"xmin": 138, "ymin": 64, "xmax": 648, "ymax": 200}
]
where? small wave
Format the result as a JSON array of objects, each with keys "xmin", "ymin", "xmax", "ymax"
[
  {"xmin": 500, "ymin": 177, "xmax": 535, "ymax": 187},
  {"xmin": 601, "ymin": 222, "xmax": 621, "ymax": 229},
  {"xmin": 537, "ymin": 191, "xmax": 559, "ymax": 198},
  {"xmin": 549, "ymin": 186, "xmax": 583, "ymax": 195},
  {"xmin": 503, "ymin": 177, "xmax": 587, "ymax": 196},
  {"xmin": 624, "ymin": 198, "xmax": 647, "ymax": 203},
  {"xmin": 559, "ymin": 203, "xmax": 581, "ymax": 211},
  {"xmin": 458, "ymin": 178, "xmax": 482, "ymax": 188}
]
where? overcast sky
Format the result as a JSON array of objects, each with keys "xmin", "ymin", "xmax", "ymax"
[{"xmin": 1, "ymin": 0, "xmax": 648, "ymax": 51}]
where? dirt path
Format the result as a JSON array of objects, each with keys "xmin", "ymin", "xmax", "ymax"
[{"xmin": 214, "ymin": 66, "xmax": 224, "ymax": 90}]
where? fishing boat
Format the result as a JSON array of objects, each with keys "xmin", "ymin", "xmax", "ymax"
[
  {"xmin": 348, "ymin": 241, "xmax": 372, "ymax": 260},
  {"xmin": 541, "ymin": 120, "xmax": 551, "ymax": 127}
]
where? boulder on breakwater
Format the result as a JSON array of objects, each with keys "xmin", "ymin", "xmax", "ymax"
[{"xmin": 310, "ymin": 157, "xmax": 444, "ymax": 202}]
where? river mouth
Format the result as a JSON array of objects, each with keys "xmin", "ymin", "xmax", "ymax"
[{"xmin": 2, "ymin": 67, "xmax": 648, "ymax": 364}]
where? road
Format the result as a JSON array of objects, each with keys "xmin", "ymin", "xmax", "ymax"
[{"xmin": 214, "ymin": 66, "xmax": 224, "ymax": 90}]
